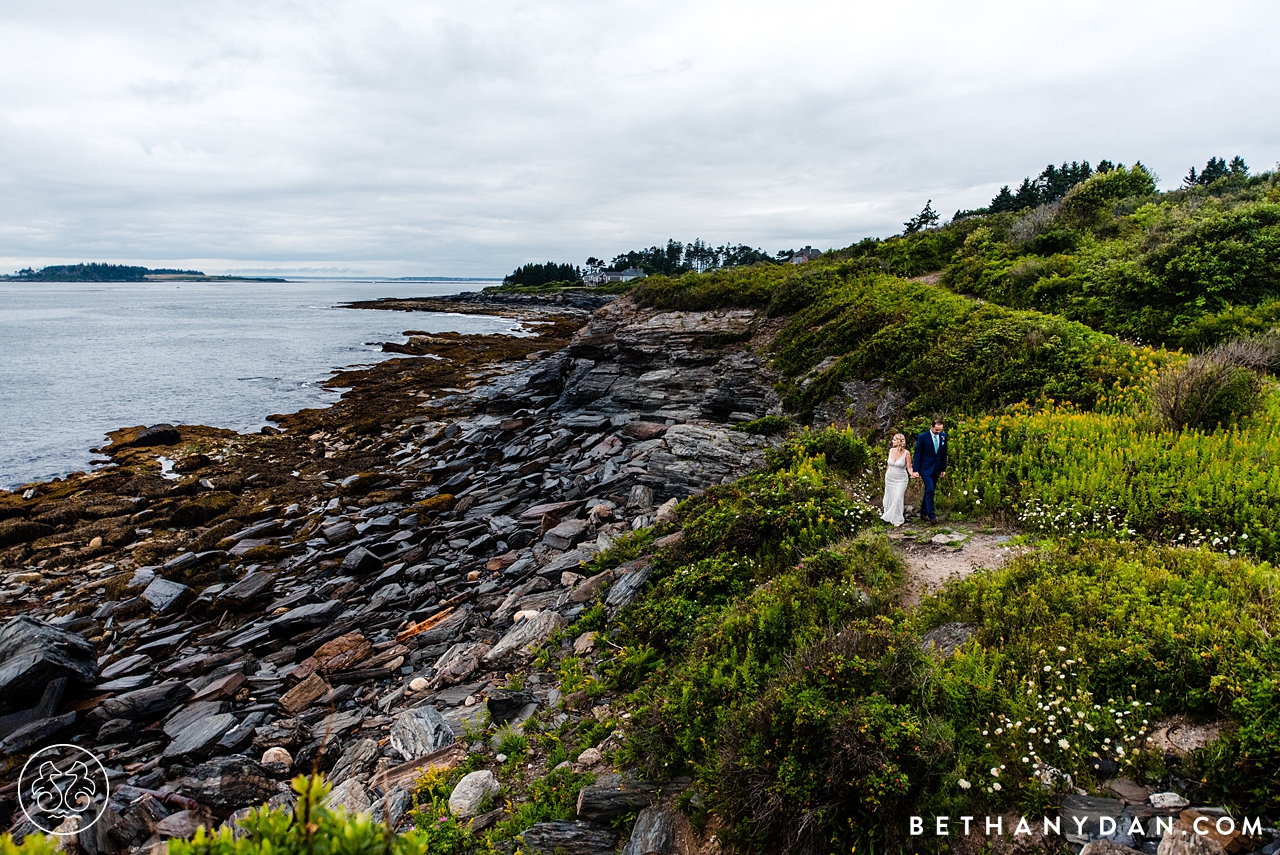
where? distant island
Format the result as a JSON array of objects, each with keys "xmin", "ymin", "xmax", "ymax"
[{"xmin": 1, "ymin": 263, "xmax": 286, "ymax": 282}]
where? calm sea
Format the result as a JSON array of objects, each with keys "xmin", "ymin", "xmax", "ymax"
[{"xmin": 0, "ymin": 278, "xmax": 514, "ymax": 490}]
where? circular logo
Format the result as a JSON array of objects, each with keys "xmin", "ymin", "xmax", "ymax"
[{"xmin": 18, "ymin": 744, "xmax": 111, "ymax": 836}]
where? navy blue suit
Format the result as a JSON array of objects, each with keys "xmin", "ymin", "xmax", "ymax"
[{"xmin": 914, "ymin": 429, "xmax": 948, "ymax": 519}]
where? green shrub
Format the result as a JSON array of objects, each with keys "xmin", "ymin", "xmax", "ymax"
[
  {"xmin": 674, "ymin": 461, "xmax": 876, "ymax": 567},
  {"xmin": 0, "ymin": 834, "xmax": 57, "ymax": 855},
  {"xmin": 711, "ymin": 620, "xmax": 947, "ymax": 855},
  {"xmin": 1151, "ymin": 354, "xmax": 1263, "ymax": 431},
  {"xmin": 623, "ymin": 537, "xmax": 902, "ymax": 778},
  {"xmin": 495, "ymin": 768, "xmax": 594, "ymax": 839},
  {"xmin": 915, "ymin": 542, "xmax": 1280, "ymax": 813},
  {"xmin": 731, "ymin": 414, "xmax": 792, "ymax": 435},
  {"xmin": 1057, "ymin": 165, "xmax": 1157, "ymax": 226},
  {"xmin": 770, "ymin": 426, "xmax": 872, "ymax": 477},
  {"xmin": 172, "ymin": 776, "xmax": 433, "ymax": 855},
  {"xmin": 584, "ymin": 527, "xmax": 655, "ymax": 575},
  {"xmin": 944, "ymin": 177, "xmax": 1280, "ymax": 347}
]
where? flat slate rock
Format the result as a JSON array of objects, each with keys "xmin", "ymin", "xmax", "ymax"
[
  {"xmin": 164, "ymin": 712, "xmax": 238, "ymax": 760},
  {"xmin": 267, "ymin": 601, "xmax": 345, "ymax": 639},
  {"xmin": 143, "ymin": 577, "xmax": 191, "ymax": 612},
  {"xmin": 920, "ymin": 622, "xmax": 975, "ymax": 658},
  {"xmin": 100, "ymin": 680, "xmax": 193, "ymax": 721},
  {"xmin": 484, "ymin": 611, "xmax": 568, "ymax": 664},
  {"xmin": 340, "ymin": 546, "xmax": 383, "ymax": 574},
  {"xmin": 0, "ymin": 616, "xmax": 98, "ymax": 713}
]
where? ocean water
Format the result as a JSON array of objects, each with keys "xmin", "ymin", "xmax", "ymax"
[{"xmin": 0, "ymin": 278, "xmax": 514, "ymax": 489}]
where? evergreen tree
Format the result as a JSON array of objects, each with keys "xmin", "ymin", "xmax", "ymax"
[
  {"xmin": 1229, "ymin": 155, "xmax": 1249, "ymax": 175},
  {"xmin": 1200, "ymin": 157, "xmax": 1230, "ymax": 184},
  {"xmin": 902, "ymin": 200, "xmax": 939, "ymax": 235},
  {"xmin": 1012, "ymin": 178, "xmax": 1041, "ymax": 210},
  {"xmin": 504, "ymin": 261, "xmax": 581, "ymax": 287},
  {"xmin": 989, "ymin": 185, "xmax": 1016, "ymax": 212}
]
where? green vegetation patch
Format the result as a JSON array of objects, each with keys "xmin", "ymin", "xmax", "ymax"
[
  {"xmin": 769, "ymin": 272, "xmax": 1151, "ymax": 418},
  {"xmin": 947, "ymin": 391, "xmax": 1280, "ymax": 560},
  {"xmin": 916, "ymin": 542, "xmax": 1280, "ymax": 814}
]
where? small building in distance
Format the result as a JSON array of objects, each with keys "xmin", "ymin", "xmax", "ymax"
[
  {"xmin": 583, "ymin": 266, "xmax": 647, "ymax": 287},
  {"xmin": 788, "ymin": 246, "xmax": 822, "ymax": 264}
]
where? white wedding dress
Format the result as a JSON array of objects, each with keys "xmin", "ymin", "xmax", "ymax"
[{"xmin": 881, "ymin": 450, "xmax": 910, "ymax": 526}]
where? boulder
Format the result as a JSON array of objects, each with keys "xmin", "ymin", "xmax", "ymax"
[
  {"xmin": 484, "ymin": 611, "xmax": 568, "ymax": 664},
  {"xmin": 330, "ymin": 737, "xmax": 380, "ymax": 785},
  {"xmin": 448, "ymin": 770, "xmax": 501, "ymax": 818},
  {"xmin": 1081, "ymin": 842, "xmax": 1143, "ymax": 855},
  {"xmin": 621, "ymin": 803, "xmax": 690, "ymax": 855},
  {"xmin": 0, "ymin": 616, "xmax": 98, "ymax": 713},
  {"xmin": 487, "ymin": 689, "xmax": 537, "ymax": 725},
  {"xmin": 576, "ymin": 777, "xmax": 660, "ymax": 823},
  {"xmin": 430, "ymin": 642, "xmax": 490, "ymax": 688},
  {"xmin": 0, "ymin": 710, "xmax": 77, "ymax": 754},
  {"xmin": 278, "ymin": 673, "xmax": 330, "ymax": 715},
  {"xmin": 544, "ymin": 518, "xmax": 590, "ymax": 551},
  {"xmin": 125, "ymin": 424, "xmax": 181, "ymax": 448},
  {"xmin": 217, "ymin": 570, "xmax": 275, "ymax": 606},
  {"xmin": 388, "ymin": 705, "xmax": 455, "ymax": 760},
  {"xmin": 325, "ymin": 779, "xmax": 372, "ymax": 815},
  {"xmin": 156, "ymin": 810, "xmax": 214, "ymax": 839},
  {"xmin": 164, "ymin": 712, "xmax": 238, "ymax": 760},
  {"xmin": 267, "ymin": 600, "xmax": 345, "ymax": 639},
  {"xmin": 261, "ymin": 747, "xmax": 293, "ymax": 769},
  {"xmin": 605, "ymin": 559, "xmax": 653, "ymax": 617},
  {"xmin": 290, "ymin": 631, "xmax": 372, "ymax": 682},
  {"xmin": 177, "ymin": 756, "xmax": 281, "ymax": 810},
  {"xmin": 99, "ymin": 679, "xmax": 192, "ymax": 720},
  {"xmin": 517, "ymin": 820, "xmax": 617, "ymax": 855},
  {"xmin": 653, "ymin": 498, "xmax": 679, "ymax": 525},
  {"xmin": 340, "ymin": 546, "xmax": 383, "ymax": 575},
  {"xmin": 920, "ymin": 622, "xmax": 975, "ymax": 658}
]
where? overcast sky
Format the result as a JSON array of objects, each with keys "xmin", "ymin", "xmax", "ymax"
[{"xmin": 1, "ymin": 0, "xmax": 1276, "ymax": 277}]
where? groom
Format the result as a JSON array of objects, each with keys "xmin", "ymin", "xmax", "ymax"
[{"xmin": 913, "ymin": 417, "xmax": 948, "ymax": 524}]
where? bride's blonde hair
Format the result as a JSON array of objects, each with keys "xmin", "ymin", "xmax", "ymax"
[{"xmin": 892, "ymin": 432, "xmax": 905, "ymax": 445}]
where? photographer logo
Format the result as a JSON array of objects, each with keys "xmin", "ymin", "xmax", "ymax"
[{"xmin": 18, "ymin": 744, "xmax": 111, "ymax": 835}]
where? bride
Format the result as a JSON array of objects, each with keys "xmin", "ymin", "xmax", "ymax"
[{"xmin": 881, "ymin": 432, "xmax": 918, "ymax": 526}]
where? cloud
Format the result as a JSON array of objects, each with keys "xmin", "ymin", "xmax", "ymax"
[{"xmin": 0, "ymin": 0, "xmax": 1276, "ymax": 276}]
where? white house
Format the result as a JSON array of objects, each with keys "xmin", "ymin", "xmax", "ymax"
[{"xmin": 583, "ymin": 266, "xmax": 646, "ymax": 286}]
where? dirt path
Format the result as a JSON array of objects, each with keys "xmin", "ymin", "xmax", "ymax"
[{"xmin": 888, "ymin": 519, "xmax": 1025, "ymax": 606}]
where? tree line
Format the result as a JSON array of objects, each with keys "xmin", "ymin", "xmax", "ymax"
[
  {"xmin": 504, "ymin": 239, "xmax": 790, "ymax": 286},
  {"xmin": 3, "ymin": 263, "xmax": 205, "ymax": 281}
]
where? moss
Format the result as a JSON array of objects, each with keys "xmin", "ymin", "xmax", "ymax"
[
  {"xmin": 0, "ymin": 519, "xmax": 54, "ymax": 548},
  {"xmin": 239, "ymin": 543, "xmax": 288, "ymax": 563},
  {"xmin": 341, "ymin": 472, "xmax": 387, "ymax": 495},
  {"xmin": 415, "ymin": 494, "xmax": 455, "ymax": 514},
  {"xmin": 170, "ymin": 491, "xmax": 237, "ymax": 527}
]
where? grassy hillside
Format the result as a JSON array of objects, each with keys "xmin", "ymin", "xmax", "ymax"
[{"xmin": 614, "ymin": 164, "xmax": 1280, "ymax": 850}]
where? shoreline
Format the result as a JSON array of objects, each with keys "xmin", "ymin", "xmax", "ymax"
[
  {"xmin": 0, "ymin": 289, "xmax": 785, "ymax": 853},
  {"xmin": 0, "ymin": 295, "xmax": 589, "ymax": 571}
]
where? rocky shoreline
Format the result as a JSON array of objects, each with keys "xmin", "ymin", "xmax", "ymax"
[{"xmin": 0, "ymin": 291, "xmax": 786, "ymax": 854}]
